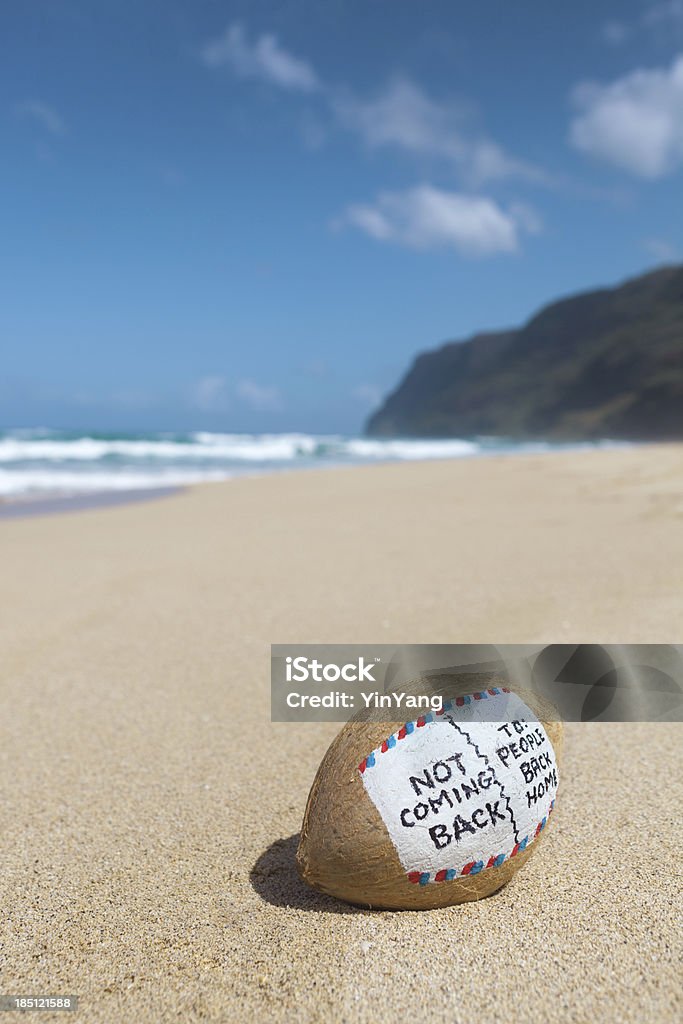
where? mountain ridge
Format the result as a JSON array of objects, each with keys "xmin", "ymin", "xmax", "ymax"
[{"xmin": 366, "ymin": 265, "xmax": 683, "ymax": 441}]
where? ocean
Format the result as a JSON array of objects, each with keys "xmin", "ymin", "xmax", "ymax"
[{"xmin": 0, "ymin": 428, "xmax": 618, "ymax": 500}]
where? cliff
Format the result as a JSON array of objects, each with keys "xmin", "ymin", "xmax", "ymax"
[{"xmin": 366, "ymin": 266, "xmax": 683, "ymax": 440}]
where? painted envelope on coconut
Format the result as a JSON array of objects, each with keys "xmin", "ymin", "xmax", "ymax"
[{"xmin": 297, "ymin": 682, "xmax": 562, "ymax": 909}]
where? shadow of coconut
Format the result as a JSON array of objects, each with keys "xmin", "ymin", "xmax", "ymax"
[
  {"xmin": 250, "ymin": 834, "xmax": 369, "ymax": 914},
  {"xmin": 251, "ymin": 833, "xmax": 517, "ymax": 913}
]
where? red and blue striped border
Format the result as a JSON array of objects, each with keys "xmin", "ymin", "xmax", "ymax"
[
  {"xmin": 405, "ymin": 800, "xmax": 556, "ymax": 886},
  {"xmin": 356, "ymin": 687, "xmax": 557, "ymax": 886},
  {"xmin": 358, "ymin": 687, "xmax": 510, "ymax": 774}
]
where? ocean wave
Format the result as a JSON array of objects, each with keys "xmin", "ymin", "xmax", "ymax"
[
  {"xmin": 0, "ymin": 428, "xmax": 615, "ymax": 498},
  {"xmin": 0, "ymin": 431, "xmax": 481, "ymax": 466},
  {"xmin": 0, "ymin": 433, "xmax": 331, "ymax": 463},
  {"xmin": 0, "ymin": 466, "xmax": 233, "ymax": 496},
  {"xmin": 342, "ymin": 438, "xmax": 478, "ymax": 459}
]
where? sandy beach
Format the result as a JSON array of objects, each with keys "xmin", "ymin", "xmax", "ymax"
[{"xmin": 1, "ymin": 444, "xmax": 681, "ymax": 1023}]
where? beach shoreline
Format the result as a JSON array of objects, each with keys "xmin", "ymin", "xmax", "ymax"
[
  {"xmin": 0, "ymin": 485, "xmax": 183, "ymax": 520},
  {"xmin": 0, "ymin": 443, "xmax": 681, "ymax": 1022},
  {"xmin": 0, "ymin": 436, "xmax": 656, "ymax": 523},
  {"xmin": 0, "ymin": 427, "xmax": 640, "ymax": 514}
]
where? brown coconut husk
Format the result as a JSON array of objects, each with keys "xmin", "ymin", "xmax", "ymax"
[{"xmin": 296, "ymin": 672, "xmax": 563, "ymax": 910}]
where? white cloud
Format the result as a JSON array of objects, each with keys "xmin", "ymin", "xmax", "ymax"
[
  {"xmin": 199, "ymin": 31, "xmax": 545, "ymax": 186},
  {"xmin": 191, "ymin": 376, "xmax": 230, "ymax": 412},
  {"xmin": 643, "ymin": 1, "xmax": 683, "ymax": 29},
  {"xmin": 601, "ymin": 3, "xmax": 683, "ymax": 44},
  {"xmin": 507, "ymin": 201, "xmax": 543, "ymax": 235},
  {"xmin": 340, "ymin": 185, "xmax": 538, "ymax": 257},
  {"xmin": 334, "ymin": 78, "xmax": 544, "ymax": 186},
  {"xmin": 237, "ymin": 379, "xmax": 282, "ymax": 411},
  {"xmin": 201, "ymin": 23, "xmax": 319, "ymax": 92},
  {"xmin": 570, "ymin": 56, "xmax": 683, "ymax": 177},
  {"xmin": 602, "ymin": 20, "xmax": 631, "ymax": 46},
  {"xmin": 334, "ymin": 78, "xmax": 463, "ymax": 158},
  {"xmin": 351, "ymin": 383, "xmax": 382, "ymax": 407},
  {"xmin": 344, "ymin": 203, "xmax": 393, "ymax": 241},
  {"xmin": 16, "ymin": 100, "xmax": 65, "ymax": 135},
  {"xmin": 643, "ymin": 236, "xmax": 678, "ymax": 261}
]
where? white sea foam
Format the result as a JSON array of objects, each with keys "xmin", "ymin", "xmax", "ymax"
[
  {"xmin": 0, "ymin": 433, "xmax": 484, "ymax": 465},
  {"xmin": 0, "ymin": 467, "xmax": 233, "ymax": 496},
  {"xmin": 343, "ymin": 438, "xmax": 478, "ymax": 459},
  {"xmin": 0, "ymin": 429, "xmax": 620, "ymax": 498}
]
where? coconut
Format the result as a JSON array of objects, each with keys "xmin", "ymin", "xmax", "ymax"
[{"xmin": 297, "ymin": 673, "xmax": 563, "ymax": 909}]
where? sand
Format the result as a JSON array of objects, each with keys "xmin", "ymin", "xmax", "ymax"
[{"xmin": 0, "ymin": 444, "xmax": 681, "ymax": 1023}]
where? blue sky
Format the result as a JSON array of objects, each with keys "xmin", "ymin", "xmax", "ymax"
[{"xmin": 3, "ymin": 0, "xmax": 683, "ymax": 433}]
